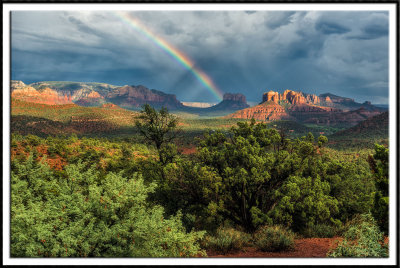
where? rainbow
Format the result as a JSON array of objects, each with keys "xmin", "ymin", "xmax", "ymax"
[{"xmin": 113, "ymin": 11, "xmax": 224, "ymax": 101}]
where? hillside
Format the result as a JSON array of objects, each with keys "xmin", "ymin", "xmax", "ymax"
[
  {"xmin": 331, "ymin": 111, "xmax": 388, "ymax": 139},
  {"xmin": 11, "ymin": 99, "xmax": 138, "ymax": 136}
]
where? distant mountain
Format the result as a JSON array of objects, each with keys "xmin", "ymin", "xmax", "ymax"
[
  {"xmin": 206, "ymin": 93, "xmax": 249, "ymax": 111},
  {"xmin": 227, "ymin": 89, "xmax": 384, "ymax": 127},
  {"xmin": 181, "ymin": 93, "xmax": 250, "ymax": 116},
  {"xmin": 12, "ymin": 81, "xmax": 112, "ymax": 106},
  {"xmin": 11, "ymin": 81, "xmax": 184, "ymax": 110},
  {"xmin": 373, "ymin": 104, "xmax": 389, "ymax": 109},
  {"xmin": 319, "ymin": 92, "xmax": 354, "ymax": 103},
  {"xmin": 29, "ymin": 81, "xmax": 118, "ymax": 96},
  {"xmin": 181, "ymin": 102, "xmax": 216, "ymax": 108},
  {"xmin": 11, "ymin": 81, "xmax": 385, "ymax": 124},
  {"xmin": 105, "ymin": 85, "xmax": 184, "ymax": 110}
]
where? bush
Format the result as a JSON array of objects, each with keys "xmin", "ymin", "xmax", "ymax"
[
  {"xmin": 201, "ymin": 227, "xmax": 251, "ymax": 254},
  {"xmin": 327, "ymin": 213, "xmax": 388, "ymax": 257},
  {"xmin": 253, "ymin": 225, "xmax": 295, "ymax": 252},
  {"xmin": 301, "ymin": 223, "xmax": 339, "ymax": 238},
  {"xmin": 11, "ymin": 159, "xmax": 206, "ymax": 257}
]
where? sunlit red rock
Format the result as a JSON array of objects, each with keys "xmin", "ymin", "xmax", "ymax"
[{"xmin": 11, "ymin": 86, "xmax": 73, "ymax": 105}]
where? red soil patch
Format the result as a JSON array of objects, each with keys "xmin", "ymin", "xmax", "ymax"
[{"xmin": 207, "ymin": 237, "xmax": 342, "ymax": 258}]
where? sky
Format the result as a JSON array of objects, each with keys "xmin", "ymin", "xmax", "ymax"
[{"xmin": 11, "ymin": 10, "xmax": 389, "ymax": 104}]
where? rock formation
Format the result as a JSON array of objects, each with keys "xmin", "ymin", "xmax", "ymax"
[
  {"xmin": 105, "ymin": 85, "xmax": 184, "ymax": 110},
  {"xmin": 73, "ymin": 89, "xmax": 105, "ymax": 107},
  {"xmin": 228, "ymin": 89, "xmax": 383, "ymax": 127},
  {"xmin": 223, "ymin": 93, "xmax": 247, "ymax": 103},
  {"xmin": 11, "ymin": 80, "xmax": 27, "ymax": 91},
  {"xmin": 262, "ymin": 89, "xmax": 320, "ymax": 105},
  {"xmin": 11, "ymin": 83, "xmax": 73, "ymax": 105}
]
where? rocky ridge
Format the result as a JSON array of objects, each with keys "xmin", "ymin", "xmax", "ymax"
[
  {"xmin": 11, "ymin": 80, "xmax": 251, "ymax": 113},
  {"xmin": 105, "ymin": 85, "xmax": 184, "ymax": 110}
]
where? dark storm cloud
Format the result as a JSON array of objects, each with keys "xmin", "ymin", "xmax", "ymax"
[
  {"xmin": 315, "ymin": 21, "xmax": 351, "ymax": 35},
  {"xmin": 348, "ymin": 23, "xmax": 389, "ymax": 40},
  {"xmin": 11, "ymin": 10, "xmax": 389, "ymax": 104},
  {"xmin": 364, "ymin": 23, "xmax": 388, "ymax": 38}
]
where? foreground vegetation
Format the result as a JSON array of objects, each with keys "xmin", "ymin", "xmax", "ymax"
[{"xmin": 10, "ymin": 105, "xmax": 389, "ymax": 257}]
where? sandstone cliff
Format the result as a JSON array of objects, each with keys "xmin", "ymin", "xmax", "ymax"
[
  {"xmin": 262, "ymin": 89, "xmax": 320, "ymax": 105},
  {"xmin": 11, "ymin": 84, "xmax": 73, "ymax": 105},
  {"xmin": 227, "ymin": 101, "xmax": 292, "ymax": 121}
]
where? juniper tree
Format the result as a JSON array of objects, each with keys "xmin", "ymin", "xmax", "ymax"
[
  {"xmin": 135, "ymin": 104, "xmax": 178, "ymax": 166},
  {"xmin": 368, "ymin": 144, "xmax": 389, "ymax": 233}
]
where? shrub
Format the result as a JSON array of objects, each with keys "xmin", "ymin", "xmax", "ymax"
[
  {"xmin": 11, "ymin": 159, "xmax": 206, "ymax": 257},
  {"xmin": 201, "ymin": 227, "xmax": 251, "ymax": 254},
  {"xmin": 253, "ymin": 225, "xmax": 295, "ymax": 252},
  {"xmin": 301, "ymin": 223, "xmax": 339, "ymax": 238},
  {"xmin": 327, "ymin": 213, "xmax": 388, "ymax": 257}
]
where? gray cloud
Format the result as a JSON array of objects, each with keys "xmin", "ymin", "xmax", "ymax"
[
  {"xmin": 315, "ymin": 21, "xmax": 350, "ymax": 35},
  {"xmin": 264, "ymin": 11, "xmax": 296, "ymax": 29},
  {"xmin": 11, "ymin": 10, "xmax": 389, "ymax": 104},
  {"xmin": 349, "ymin": 23, "xmax": 389, "ymax": 40}
]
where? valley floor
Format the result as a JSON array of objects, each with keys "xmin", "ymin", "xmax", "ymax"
[{"xmin": 207, "ymin": 237, "xmax": 342, "ymax": 258}]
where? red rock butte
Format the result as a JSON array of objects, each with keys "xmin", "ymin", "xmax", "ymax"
[
  {"xmin": 227, "ymin": 89, "xmax": 383, "ymax": 126},
  {"xmin": 262, "ymin": 89, "xmax": 326, "ymax": 105}
]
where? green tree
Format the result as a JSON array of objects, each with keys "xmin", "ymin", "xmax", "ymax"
[
  {"xmin": 368, "ymin": 144, "xmax": 389, "ymax": 233},
  {"xmin": 318, "ymin": 135, "xmax": 328, "ymax": 148},
  {"xmin": 135, "ymin": 104, "xmax": 178, "ymax": 165},
  {"xmin": 269, "ymin": 175, "xmax": 339, "ymax": 230},
  {"xmin": 189, "ymin": 120, "xmax": 336, "ymax": 231},
  {"xmin": 325, "ymin": 159, "xmax": 375, "ymax": 224}
]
